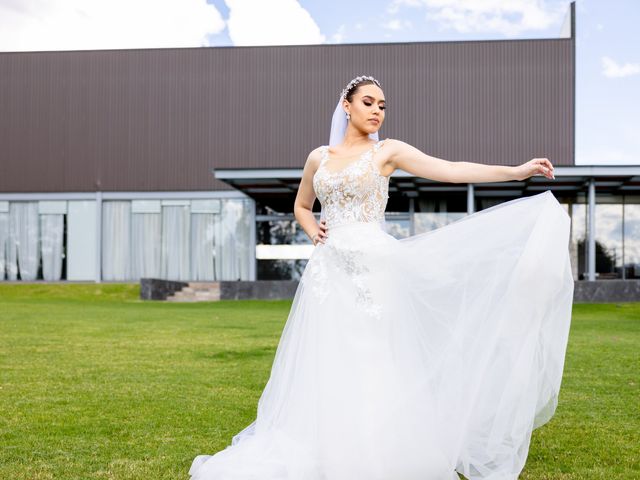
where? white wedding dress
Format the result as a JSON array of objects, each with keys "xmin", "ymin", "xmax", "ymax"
[{"xmin": 189, "ymin": 139, "xmax": 575, "ymax": 480}]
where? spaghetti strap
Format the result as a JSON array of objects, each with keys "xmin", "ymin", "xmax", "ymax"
[{"xmin": 319, "ymin": 145, "xmax": 330, "ymax": 166}]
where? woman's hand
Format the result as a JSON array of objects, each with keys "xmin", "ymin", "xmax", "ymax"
[
  {"xmin": 514, "ymin": 157, "xmax": 555, "ymax": 181},
  {"xmin": 312, "ymin": 219, "xmax": 329, "ymax": 245}
]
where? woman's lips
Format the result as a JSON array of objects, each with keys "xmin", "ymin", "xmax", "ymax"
[{"xmin": 368, "ymin": 119, "xmax": 379, "ymax": 124}]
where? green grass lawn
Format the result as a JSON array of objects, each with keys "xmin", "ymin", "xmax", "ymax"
[{"xmin": 1, "ymin": 284, "xmax": 638, "ymax": 479}]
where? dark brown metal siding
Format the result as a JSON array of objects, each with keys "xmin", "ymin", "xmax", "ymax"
[{"xmin": 0, "ymin": 38, "xmax": 573, "ymax": 193}]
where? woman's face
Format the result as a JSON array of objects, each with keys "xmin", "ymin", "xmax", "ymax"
[{"xmin": 344, "ymin": 83, "xmax": 386, "ymax": 135}]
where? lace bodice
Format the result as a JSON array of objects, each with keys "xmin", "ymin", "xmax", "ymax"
[{"xmin": 312, "ymin": 139, "xmax": 389, "ymax": 228}]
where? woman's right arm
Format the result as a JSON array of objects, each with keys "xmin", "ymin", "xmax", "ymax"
[{"xmin": 294, "ymin": 149, "xmax": 328, "ymax": 245}]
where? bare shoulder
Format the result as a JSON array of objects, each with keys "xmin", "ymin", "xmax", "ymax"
[
  {"xmin": 379, "ymin": 139, "xmax": 417, "ymax": 174},
  {"xmin": 381, "ymin": 138, "xmax": 409, "ymax": 153},
  {"xmin": 304, "ymin": 145, "xmax": 325, "ymax": 171},
  {"xmin": 379, "ymin": 138, "xmax": 406, "ymax": 161},
  {"xmin": 381, "ymin": 138, "xmax": 418, "ymax": 162}
]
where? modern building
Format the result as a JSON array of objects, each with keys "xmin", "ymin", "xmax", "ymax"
[{"xmin": 1, "ymin": 2, "xmax": 638, "ymax": 284}]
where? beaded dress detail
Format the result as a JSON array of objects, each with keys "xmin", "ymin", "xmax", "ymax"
[{"xmin": 312, "ymin": 140, "xmax": 388, "ymax": 229}]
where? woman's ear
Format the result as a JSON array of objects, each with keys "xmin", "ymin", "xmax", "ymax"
[{"xmin": 342, "ymin": 99, "xmax": 350, "ymax": 116}]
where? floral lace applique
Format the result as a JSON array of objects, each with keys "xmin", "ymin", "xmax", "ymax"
[
  {"xmin": 312, "ymin": 140, "xmax": 389, "ymax": 229},
  {"xmin": 305, "ymin": 242, "xmax": 382, "ymax": 320},
  {"xmin": 306, "ymin": 253, "xmax": 329, "ymax": 304},
  {"xmin": 328, "ymin": 243, "xmax": 383, "ymax": 320}
]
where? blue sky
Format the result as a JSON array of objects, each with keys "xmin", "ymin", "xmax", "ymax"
[{"xmin": 0, "ymin": 0, "xmax": 638, "ymax": 165}]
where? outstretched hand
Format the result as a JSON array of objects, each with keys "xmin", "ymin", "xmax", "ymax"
[{"xmin": 515, "ymin": 157, "xmax": 555, "ymax": 181}]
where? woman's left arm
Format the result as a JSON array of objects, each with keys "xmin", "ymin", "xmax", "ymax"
[{"xmin": 385, "ymin": 139, "xmax": 555, "ymax": 183}]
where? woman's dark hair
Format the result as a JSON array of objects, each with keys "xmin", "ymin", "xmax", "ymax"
[{"xmin": 344, "ymin": 79, "xmax": 380, "ymax": 103}]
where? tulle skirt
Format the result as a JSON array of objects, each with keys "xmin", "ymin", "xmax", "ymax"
[{"xmin": 189, "ymin": 190, "xmax": 575, "ymax": 480}]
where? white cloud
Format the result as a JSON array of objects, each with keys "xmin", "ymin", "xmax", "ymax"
[
  {"xmin": 388, "ymin": 0, "xmax": 565, "ymax": 37},
  {"xmin": 387, "ymin": 0, "xmax": 422, "ymax": 14},
  {"xmin": 0, "ymin": 0, "xmax": 225, "ymax": 52},
  {"xmin": 601, "ymin": 56, "xmax": 640, "ymax": 78},
  {"xmin": 382, "ymin": 18, "xmax": 412, "ymax": 31},
  {"xmin": 330, "ymin": 24, "xmax": 347, "ymax": 44},
  {"xmin": 225, "ymin": 0, "xmax": 324, "ymax": 46}
]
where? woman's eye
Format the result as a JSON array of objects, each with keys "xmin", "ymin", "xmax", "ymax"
[{"xmin": 364, "ymin": 100, "xmax": 386, "ymax": 110}]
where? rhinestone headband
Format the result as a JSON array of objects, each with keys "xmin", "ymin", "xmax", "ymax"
[{"xmin": 340, "ymin": 75, "xmax": 381, "ymax": 101}]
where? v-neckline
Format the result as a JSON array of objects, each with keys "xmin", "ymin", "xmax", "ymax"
[{"xmin": 323, "ymin": 141, "xmax": 379, "ymax": 175}]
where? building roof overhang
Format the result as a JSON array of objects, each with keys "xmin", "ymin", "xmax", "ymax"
[{"xmin": 213, "ymin": 165, "xmax": 640, "ymax": 205}]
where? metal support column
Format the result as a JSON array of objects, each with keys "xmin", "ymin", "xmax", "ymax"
[
  {"xmin": 467, "ymin": 184, "xmax": 475, "ymax": 214},
  {"xmin": 587, "ymin": 178, "xmax": 596, "ymax": 281},
  {"xmin": 249, "ymin": 198, "xmax": 257, "ymax": 281},
  {"xmin": 408, "ymin": 196, "xmax": 415, "ymax": 236},
  {"xmin": 622, "ymin": 197, "xmax": 626, "ymax": 280},
  {"xmin": 95, "ymin": 190, "xmax": 102, "ymax": 283}
]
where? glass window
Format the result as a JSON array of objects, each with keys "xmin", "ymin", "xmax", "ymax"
[
  {"xmin": 256, "ymin": 213, "xmax": 313, "ymax": 280},
  {"xmin": 623, "ymin": 200, "xmax": 640, "ymax": 279},
  {"xmin": 258, "ymin": 259, "xmax": 308, "ymax": 281},
  {"xmin": 414, "ymin": 212, "xmax": 467, "ymax": 235},
  {"xmin": 414, "ymin": 195, "xmax": 467, "ymax": 235},
  {"xmin": 257, "ymin": 217, "xmax": 311, "ymax": 246},
  {"xmin": 568, "ymin": 200, "xmax": 587, "ymax": 280},
  {"xmin": 595, "ymin": 200, "xmax": 623, "ymax": 280},
  {"xmin": 213, "ymin": 199, "xmax": 254, "ymax": 281},
  {"xmin": 0, "ymin": 201, "xmax": 67, "ymax": 282},
  {"xmin": 99, "ymin": 197, "xmax": 253, "ymax": 282}
]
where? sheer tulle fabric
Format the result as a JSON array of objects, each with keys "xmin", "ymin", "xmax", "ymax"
[{"xmin": 189, "ymin": 144, "xmax": 574, "ymax": 479}]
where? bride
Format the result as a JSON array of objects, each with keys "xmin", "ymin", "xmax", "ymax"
[{"xmin": 189, "ymin": 75, "xmax": 574, "ymax": 480}]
